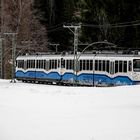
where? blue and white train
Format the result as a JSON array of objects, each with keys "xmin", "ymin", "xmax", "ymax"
[{"xmin": 15, "ymin": 51, "xmax": 140, "ymax": 86}]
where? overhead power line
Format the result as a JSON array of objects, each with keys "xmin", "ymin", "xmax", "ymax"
[
  {"xmin": 82, "ymin": 20, "xmax": 140, "ymax": 28},
  {"xmin": 46, "ymin": 20, "xmax": 140, "ymax": 33},
  {"xmin": 110, "ymin": 19, "xmax": 140, "ymax": 25},
  {"xmin": 47, "ymin": 26, "xmax": 63, "ymax": 33},
  {"xmin": 82, "ymin": 23, "xmax": 140, "ymax": 28},
  {"xmin": 111, "ymin": 23, "xmax": 140, "ymax": 28},
  {"xmin": 47, "ymin": 23, "xmax": 63, "ymax": 30}
]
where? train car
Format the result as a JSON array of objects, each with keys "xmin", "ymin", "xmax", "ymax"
[{"xmin": 15, "ymin": 51, "xmax": 140, "ymax": 86}]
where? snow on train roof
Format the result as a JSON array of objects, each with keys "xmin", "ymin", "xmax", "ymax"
[
  {"xmin": 16, "ymin": 51, "xmax": 140, "ymax": 60},
  {"xmin": 17, "ymin": 54, "xmax": 61, "ymax": 60}
]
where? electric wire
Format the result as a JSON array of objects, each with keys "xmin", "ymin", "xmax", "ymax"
[
  {"xmin": 47, "ymin": 23, "xmax": 63, "ymax": 30},
  {"xmin": 47, "ymin": 26, "xmax": 64, "ymax": 33},
  {"xmin": 46, "ymin": 20, "xmax": 140, "ymax": 33},
  {"xmin": 82, "ymin": 20, "xmax": 140, "ymax": 28},
  {"xmin": 109, "ymin": 19, "xmax": 140, "ymax": 25}
]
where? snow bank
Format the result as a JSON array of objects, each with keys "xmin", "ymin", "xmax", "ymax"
[{"xmin": 0, "ymin": 80, "xmax": 140, "ymax": 140}]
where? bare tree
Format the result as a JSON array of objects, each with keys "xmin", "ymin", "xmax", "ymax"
[
  {"xmin": 0, "ymin": 0, "xmax": 48, "ymax": 78},
  {"xmin": 1, "ymin": 0, "xmax": 48, "ymax": 50}
]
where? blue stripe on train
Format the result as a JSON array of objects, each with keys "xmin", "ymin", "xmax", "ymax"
[
  {"xmin": 16, "ymin": 70, "xmax": 139, "ymax": 86},
  {"xmin": 16, "ymin": 70, "xmax": 60, "ymax": 80}
]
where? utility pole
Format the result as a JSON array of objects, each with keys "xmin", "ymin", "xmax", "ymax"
[
  {"xmin": 0, "ymin": 38, "xmax": 3, "ymax": 78},
  {"xmin": 63, "ymin": 24, "xmax": 81, "ymax": 86},
  {"xmin": 1, "ymin": 0, "xmax": 4, "ymax": 33},
  {"xmin": 0, "ymin": 0, "xmax": 4, "ymax": 79},
  {"xmin": 49, "ymin": 43, "xmax": 60, "ymax": 53},
  {"xmin": 4, "ymin": 33, "xmax": 17, "ymax": 82}
]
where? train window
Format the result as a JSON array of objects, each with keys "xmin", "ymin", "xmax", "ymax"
[
  {"xmin": 18, "ymin": 60, "xmax": 21, "ymax": 68},
  {"xmin": 123, "ymin": 61, "xmax": 127, "ymax": 73},
  {"xmin": 58, "ymin": 60, "xmax": 60, "ymax": 68},
  {"xmin": 119, "ymin": 61, "xmax": 123, "ymax": 72},
  {"xmin": 99, "ymin": 60, "xmax": 102, "ymax": 71},
  {"xmin": 40, "ymin": 60, "xmax": 42, "ymax": 68},
  {"xmin": 36, "ymin": 60, "xmax": 39, "ymax": 68},
  {"xmin": 61, "ymin": 58, "xmax": 65, "ymax": 68},
  {"xmin": 49, "ymin": 60, "xmax": 52, "ymax": 69},
  {"xmin": 32, "ymin": 60, "xmax": 35, "ymax": 68},
  {"xmin": 17, "ymin": 60, "xmax": 19, "ymax": 67},
  {"xmin": 28, "ymin": 60, "xmax": 31, "ymax": 68},
  {"xmin": 69, "ymin": 60, "xmax": 71, "ymax": 69},
  {"xmin": 133, "ymin": 59, "xmax": 140, "ymax": 72},
  {"xmin": 80, "ymin": 60, "xmax": 82, "ymax": 71},
  {"xmin": 55, "ymin": 60, "xmax": 57, "ymax": 69},
  {"xmin": 110, "ymin": 61, "xmax": 115, "ymax": 74},
  {"xmin": 29, "ymin": 60, "xmax": 35, "ymax": 68},
  {"xmin": 70, "ymin": 60, "xmax": 74, "ymax": 70},
  {"xmin": 16, "ymin": 60, "xmax": 17, "ymax": 67},
  {"xmin": 40, "ymin": 60, "xmax": 44, "ymax": 69},
  {"xmin": 36, "ymin": 60, "xmax": 40, "ymax": 69},
  {"xmin": 18, "ymin": 60, "xmax": 24, "ymax": 68},
  {"xmin": 27, "ymin": 60, "xmax": 29, "ymax": 68},
  {"xmin": 43, "ymin": 60, "xmax": 46, "ymax": 69},
  {"xmin": 42, "ymin": 60, "xmax": 44, "ymax": 69},
  {"xmin": 54, "ymin": 60, "xmax": 56, "ymax": 69},
  {"xmin": 36, "ymin": 60, "xmax": 44, "ymax": 69},
  {"xmin": 83, "ymin": 60, "xmax": 86, "ymax": 70},
  {"xmin": 87, "ymin": 60, "xmax": 90, "ymax": 70},
  {"xmin": 69, "ymin": 60, "xmax": 73, "ymax": 70},
  {"xmin": 95, "ymin": 60, "xmax": 98, "ymax": 71},
  {"xmin": 106, "ymin": 60, "xmax": 110, "ymax": 73},
  {"xmin": 128, "ymin": 61, "xmax": 132, "ymax": 71},
  {"xmin": 52, "ymin": 60, "xmax": 55, "ymax": 69},
  {"xmin": 41, "ymin": 60, "xmax": 43, "ymax": 68},
  {"xmin": 66, "ymin": 60, "xmax": 69, "ymax": 69},
  {"xmin": 66, "ymin": 60, "xmax": 73, "ymax": 70},
  {"xmin": 30, "ymin": 60, "xmax": 32, "ymax": 68},
  {"xmin": 24, "ymin": 61, "xmax": 27, "ymax": 69},
  {"xmin": 101, "ymin": 60, "xmax": 103, "ymax": 71},
  {"xmin": 64, "ymin": 60, "xmax": 66, "ymax": 68},
  {"xmin": 103, "ymin": 60, "xmax": 105, "ymax": 71},
  {"xmin": 90, "ymin": 60, "xmax": 93, "ymax": 70},
  {"xmin": 50, "ymin": 59, "xmax": 57, "ymax": 69},
  {"xmin": 77, "ymin": 60, "xmax": 80, "ymax": 71},
  {"xmin": 27, "ymin": 60, "xmax": 34, "ymax": 69},
  {"xmin": 115, "ymin": 61, "xmax": 118, "ymax": 73},
  {"xmin": 46, "ymin": 60, "xmax": 49, "ymax": 70},
  {"xmin": 37, "ymin": 60, "xmax": 39, "ymax": 68}
]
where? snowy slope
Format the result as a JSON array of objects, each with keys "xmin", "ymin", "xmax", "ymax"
[{"xmin": 0, "ymin": 79, "xmax": 140, "ymax": 140}]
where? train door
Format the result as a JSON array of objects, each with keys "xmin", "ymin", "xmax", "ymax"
[
  {"xmin": 59, "ymin": 58, "xmax": 65, "ymax": 80},
  {"xmin": 132, "ymin": 59, "xmax": 140, "ymax": 81},
  {"xmin": 25, "ymin": 59, "xmax": 36, "ymax": 81}
]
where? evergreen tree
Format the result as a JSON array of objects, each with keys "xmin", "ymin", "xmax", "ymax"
[
  {"xmin": 34, "ymin": 0, "xmax": 78, "ymax": 51},
  {"xmin": 34, "ymin": 0, "xmax": 140, "ymax": 50}
]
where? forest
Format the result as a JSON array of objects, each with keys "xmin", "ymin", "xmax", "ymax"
[
  {"xmin": 1, "ymin": 0, "xmax": 140, "ymax": 78},
  {"xmin": 1, "ymin": 0, "xmax": 140, "ymax": 52},
  {"xmin": 34, "ymin": 0, "xmax": 140, "ymax": 51}
]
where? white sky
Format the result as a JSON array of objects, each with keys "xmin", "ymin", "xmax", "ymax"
[{"xmin": 0, "ymin": 79, "xmax": 140, "ymax": 140}]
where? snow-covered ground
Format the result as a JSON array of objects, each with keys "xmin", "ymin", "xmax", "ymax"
[{"xmin": 0, "ymin": 79, "xmax": 140, "ymax": 140}]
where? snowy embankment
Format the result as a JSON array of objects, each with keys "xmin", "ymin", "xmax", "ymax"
[{"xmin": 0, "ymin": 79, "xmax": 140, "ymax": 140}]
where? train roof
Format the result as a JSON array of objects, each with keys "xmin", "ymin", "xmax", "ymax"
[{"xmin": 17, "ymin": 50, "xmax": 140, "ymax": 59}]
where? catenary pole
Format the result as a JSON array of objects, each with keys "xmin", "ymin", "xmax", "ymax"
[
  {"xmin": 0, "ymin": 0, "xmax": 4, "ymax": 79},
  {"xmin": 0, "ymin": 38, "xmax": 3, "ymax": 78},
  {"xmin": 4, "ymin": 33, "xmax": 17, "ymax": 82},
  {"xmin": 63, "ymin": 24, "xmax": 81, "ymax": 86}
]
